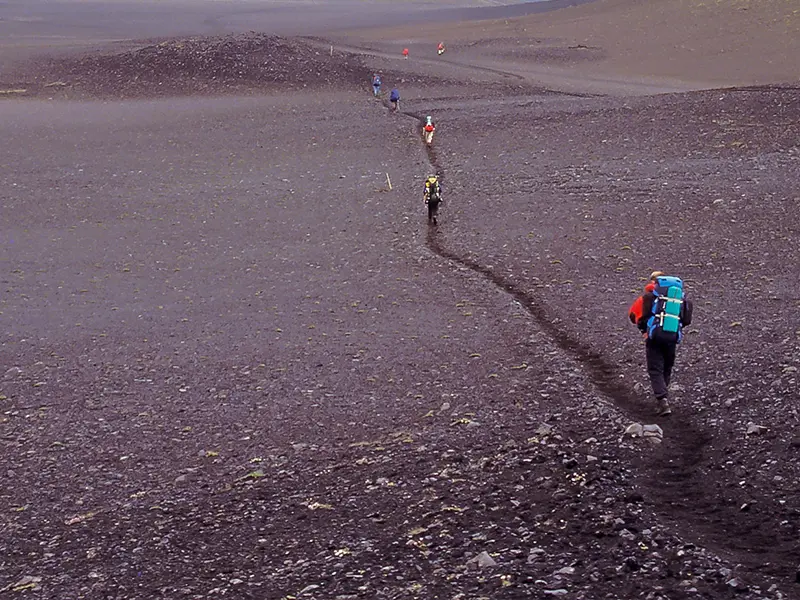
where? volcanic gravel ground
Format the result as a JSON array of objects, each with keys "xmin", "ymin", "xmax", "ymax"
[
  {"xmin": 2, "ymin": 34, "xmax": 371, "ymax": 99},
  {"xmin": 1, "ymin": 36, "xmax": 799, "ymax": 600},
  {"xmin": 413, "ymin": 85, "xmax": 800, "ymax": 582}
]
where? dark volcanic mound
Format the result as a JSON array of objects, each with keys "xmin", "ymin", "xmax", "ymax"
[{"xmin": 8, "ymin": 33, "xmax": 372, "ymax": 99}]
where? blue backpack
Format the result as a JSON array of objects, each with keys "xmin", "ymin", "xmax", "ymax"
[{"xmin": 647, "ymin": 276, "xmax": 685, "ymax": 343}]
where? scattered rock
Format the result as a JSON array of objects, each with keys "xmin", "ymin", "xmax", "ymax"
[
  {"xmin": 745, "ymin": 422, "xmax": 767, "ymax": 436},
  {"xmin": 624, "ymin": 492, "xmax": 644, "ymax": 503},
  {"xmin": 4, "ymin": 366, "xmax": 22, "ymax": 378},
  {"xmin": 642, "ymin": 424, "xmax": 663, "ymax": 436},
  {"xmin": 5, "ymin": 576, "xmax": 42, "ymax": 592},
  {"xmin": 642, "ymin": 424, "xmax": 664, "ymax": 444},
  {"xmin": 726, "ymin": 577, "xmax": 747, "ymax": 590},
  {"xmin": 467, "ymin": 551, "xmax": 497, "ymax": 569},
  {"xmin": 624, "ymin": 556, "xmax": 641, "ymax": 571},
  {"xmin": 543, "ymin": 590, "xmax": 568, "ymax": 596},
  {"xmin": 625, "ymin": 423, "xmax": 663, "ymax": 444},
  {"xmin": 527, "ymin": 548, "xmax": 546, "ymax": 564},
  {"xmin": 624, "ymin": 423, "xmax": 644, "ymax": 438}
]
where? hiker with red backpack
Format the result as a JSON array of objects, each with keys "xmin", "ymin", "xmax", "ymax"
[
  {"xmin": 629, "ymin": 271, "xmax": 694, "ymax": 416},
  {"xmin": 423, "ymin": 115, "xmax": 436, "ymax": 145}
]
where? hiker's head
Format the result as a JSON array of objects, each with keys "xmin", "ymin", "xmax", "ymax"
[{"xmin": 649, "ymin": 270, "xmax": 665, "ymax": 281}]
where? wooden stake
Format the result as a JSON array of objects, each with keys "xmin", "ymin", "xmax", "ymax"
[
  {"xmin": 386, "ymin": 173, "xmax": 392, "ymax": 190},
  {"xmin": 330, "ymin": 45, "xmax": 333, "ymax": 56}
]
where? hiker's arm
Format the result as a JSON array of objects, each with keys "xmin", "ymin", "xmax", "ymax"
[
  {"xmin": 681, "ymin": 297, "xmax": 693, "ymax": 327},
  {"xmin": 636, "ymin": 293, "xmax": 654, "ymax": 332},
  {"xmin": 628, "ymin": 296, "xmax": 643, "ymax": 325}
]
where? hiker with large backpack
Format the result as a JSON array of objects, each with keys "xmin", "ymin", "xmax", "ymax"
[
  {"xmin": 389, "ymin": 88, "xmax": 400, "ymax": 112},
  {"xmin": 628, "ymin": 271, "xmax": 694, "ymax": 416},
  {"xmin": 424, "ymin": 174, "xmax": 442, "ymax": 225},
  {"xmin": 423, "ymin": 115, "xmax": 436, "ymax": 145}
]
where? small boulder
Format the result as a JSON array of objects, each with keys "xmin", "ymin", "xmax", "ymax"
[
  {"xmin": 624, "ymin": 423, "xmax": 644, "ymax": 438},
  {"xmin": 643, "ymin": 424, "xmax": 663, "ymax": 437},
  {"xmin": 467, "ymin": 551, "xmax": 497, "ymax": 569},
  {"xmin": 643, "ymin": 424, "xmax": 664, "ymax": 444},
  {"xmin": 299, "ymin": 584, "xmax": 320, "ymax": 594},
  {"xmin": 745, "ymin": 422, "xmax": 767, "ymax": 436},
  {"xmin": 4, "ymin": 366, "xmax": 22, "ymax": 379}
]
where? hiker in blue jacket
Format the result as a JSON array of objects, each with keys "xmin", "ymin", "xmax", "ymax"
[
  {"xmin": 372, "ymin": 74, "xmax": 382, "ymax": 97},
  {"xmin": 389, "ymin": 88, "xmax": 400, "ymax": 111}
]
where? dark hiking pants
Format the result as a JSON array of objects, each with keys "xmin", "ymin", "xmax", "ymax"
[
  {"xmin": 427, "ymin": 200, "xmax": 440, "ymax": 222},
  {"xmin": 645, "ymin": 338, "xmax": 677, "ymax": 399}
]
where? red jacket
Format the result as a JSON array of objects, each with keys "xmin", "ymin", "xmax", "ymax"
[{"xmin": 628, "ymin": 281, "xmax": 656, "ymax": 326}]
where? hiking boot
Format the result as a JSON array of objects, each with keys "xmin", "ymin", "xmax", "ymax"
[{"xmin": 656, "ymin": 397, "xmax": 672, "ymax": 416}]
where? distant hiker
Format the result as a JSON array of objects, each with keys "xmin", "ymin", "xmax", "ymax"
[
  {"xmin": 389, "ymin": 88, "xmax": 400, "ymax": 111},
  {"xmin": 372, "ymin": 73, "xmax": 382, "ymax": 97},
  {"xmin": 424, "ymin": 174, "xmax": 442, "ymax": 224},
  {"xmin": 402, "ymin": 48, "xmax": 409, "ymax": 59},
  {"xmin": 437, "ymin": 42, "xmax": 445, "ymax": 55},
  {"xmin": 423, "ymin": 115, "xmax": 436, "ymax": 144},
  {"xmin": 629, "ymin": 271, "xmax": 694, "ymax": 416}
]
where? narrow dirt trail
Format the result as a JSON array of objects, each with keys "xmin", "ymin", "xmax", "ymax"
[{"xmin": 393, "ymin": 103, "xmax": 797, "ymax": 585}]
